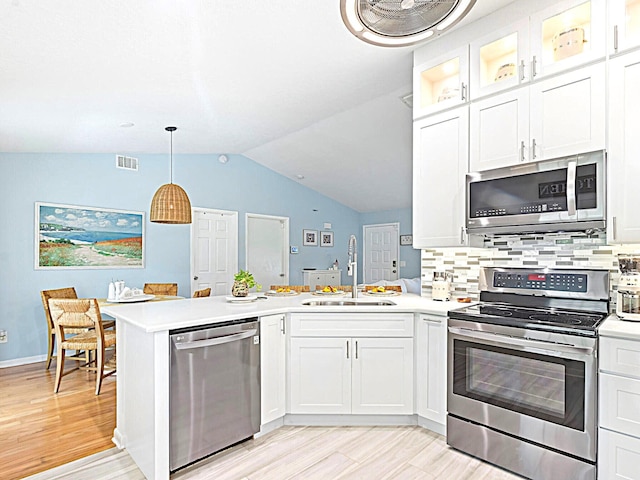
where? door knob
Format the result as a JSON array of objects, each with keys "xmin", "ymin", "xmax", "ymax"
[{"xmin": 193, "ymin": 276, "xmax": 199, "ymax": 280}]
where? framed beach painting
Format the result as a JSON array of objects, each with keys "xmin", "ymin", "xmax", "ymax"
[{"xmin": 35, "ymin": 202, "xmax": 145, "ymax": 269}]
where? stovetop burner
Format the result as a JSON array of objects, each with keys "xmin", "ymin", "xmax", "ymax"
[{"xmin": 450, "ymin": 303, "xmax": 608, "ymax": 336}]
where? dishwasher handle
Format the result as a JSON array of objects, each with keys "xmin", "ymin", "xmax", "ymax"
[{"xmin": 174, "ymin": 329, "xmax": 257, "ymax": 350}]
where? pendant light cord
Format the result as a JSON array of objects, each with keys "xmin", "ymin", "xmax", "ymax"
[{"xmin": 166, "ymin": 126, "xmax": 177, "ymax": 184}]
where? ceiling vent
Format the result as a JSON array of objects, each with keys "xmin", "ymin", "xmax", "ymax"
[
  {"xmin": 116, "ymin": 155, "xmax": 138, "ymax": 171},
  {"xmin": 340, "ymin": 0, "xmax": 478, "ymax": 47}
]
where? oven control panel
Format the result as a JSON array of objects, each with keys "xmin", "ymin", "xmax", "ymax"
[{"xmin": 492, "ymin": 271, "xmax": 587, "ymax": 292}]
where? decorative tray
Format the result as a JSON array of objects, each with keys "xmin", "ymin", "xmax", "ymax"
[
  {"xmin": 364, "ymin": 290, "xmax": 400, "ymax": 296},
  {"xmin": 225, "ymin": 295, "xmax": 258, "ymax": 303},
  {"xmin": 107, "ymin": 294, "xmax": 155, "ymax": 303},
  {"xmin": 265, "ymin": 290, "xmax": 300, "ymax": 296}
]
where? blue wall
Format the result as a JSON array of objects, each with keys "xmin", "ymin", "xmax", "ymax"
[
  {"xmin": 360, "ymin": 208, "xmax": 421, "ymax": 280},
  {"xmin": 0, "ymin": 152, "xmax": 417, "ymax": 363}
]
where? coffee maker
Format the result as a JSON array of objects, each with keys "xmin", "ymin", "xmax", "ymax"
[
  {"xmin": 432, "ymin": 271, "xmax": 453, "ymax": 301},
  {"xmin": 616, "ymin": 254, "xmax": 640, "ymax": 321}
]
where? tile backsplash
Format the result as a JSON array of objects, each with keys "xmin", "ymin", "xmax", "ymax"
[{"xmin": 420, "ymin": 232, "xmax": 640, "ymax": 310}]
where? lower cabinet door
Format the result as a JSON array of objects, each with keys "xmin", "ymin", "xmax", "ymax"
[
  {"xmin": 415, "ymin": 315, "xmax": 446, "ymax": 425},
  {"xmin": 260, "ymin": 314, "xmax": 286, "ymax": 425},
  {"xmin": 289, "ymin": 337, "xmax": 351, "ymax": 414},
  {"xmin": 599, "ymin": 428, "xmax": 640, "ymax": 480},
  {"xmin": 351, "ymin": 337, "xmax": 414, "ymax": 414}
]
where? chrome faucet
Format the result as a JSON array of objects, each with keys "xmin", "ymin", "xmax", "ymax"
[{"xmin": 347, "ymin": 235, "xmax": 357, "ymax": 298}]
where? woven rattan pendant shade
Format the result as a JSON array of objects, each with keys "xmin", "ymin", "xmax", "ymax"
[
  {"xmin": 150, "ymin": 126, "xmax": 192, "ymax": 224},
  {"xmin": 150, "ymin": 183, "xmax": 192, "ymax": 224}
]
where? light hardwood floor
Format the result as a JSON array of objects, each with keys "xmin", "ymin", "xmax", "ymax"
[
  {"xmin": 5, "ymin": 361, "xmax": 522, "ymax": 480},
  {"xmin": 0, "ymin": 360, "xmax": 116, "ymax": 480}
]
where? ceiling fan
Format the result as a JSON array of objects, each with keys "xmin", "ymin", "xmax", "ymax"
[{"xmin": 340, "ymin": 0, "xmax": 478, "ymax": 47}]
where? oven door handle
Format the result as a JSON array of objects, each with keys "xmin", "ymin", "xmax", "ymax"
[{"xmin": 448, "ymin": 327, "xmax": 594, "ymax": 357}]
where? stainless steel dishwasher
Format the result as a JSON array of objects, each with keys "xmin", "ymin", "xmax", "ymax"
[{"xmin": 169, "ymin": 318, "xmax": 260, "ymax": 472}]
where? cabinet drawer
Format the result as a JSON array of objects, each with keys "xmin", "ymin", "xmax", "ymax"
[
  {"xmin": 600, "ymin": 337, "xmax": 640, "ymax": 378},
  {"xmin": 290, "ymin": 313, "xmax": 413, "ymax": 337},
  {"xmin": 599, "ymin": 428, "xmax": 640, "ymax": 480},
  {"xmin": 599, "ymin": 373, "xmax": 640, "ymax": 437}
]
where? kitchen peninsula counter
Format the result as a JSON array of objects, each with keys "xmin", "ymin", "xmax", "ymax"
[
  {"xmin": 101, "ymin": 293, "xmax": 468, "ymax": 480},
  {"xmin": 101, "ymin": 292, "xmax": 461, "ymax": 333}
]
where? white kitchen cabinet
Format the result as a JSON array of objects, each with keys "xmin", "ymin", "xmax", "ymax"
[
  {"xmin": 529, "ymin": 0, "xmax": 606, "ymax": 80},
  {"xmin": 469, "ymin": 63, "xmax": 605, "ymax": 171},
  {"xmin": 599, "ymin": 334, "xmax": 640, "ymax": 479},
  {"xmin": 415, "ymin": 314, "xmax": 447, "ymax": 435},
  {"xmin": 470, "ymin": 19, "xmax": 530, "ymax": 100},
  {"xmin": 608, "ymin": 50, "xmax": 640, "ymax": 243},
  {"xmin": 289, "ymin": 337, "xmax": 351, "ymax": 414},
  {"xmin": 609, "ymin": 0, "xmax": 640, "ymax": 55},
  {"xmin": 413, "ymin": 47, "xmax": 469, "ymax": 120},
  {"xmin": 470, "ymin": 88, "xmax": 529, "ymax": 171},
  {"xmin": 289, "ymin": 313, "xmax": 414, "ymax": 415},
  {"xmin": 260, "ymin": 314, "xmax": 286, "ymax": 425},
  {"xmin": 413, "ymin": 107, "xmax": 469, "ymax": 248},
  {"xmin": 303, "ymin": 269, "xmax": 341, "ymax": 290},
  {"xmin": 289, "ymin": 336, "xmax": 413, "ymax": 415}
]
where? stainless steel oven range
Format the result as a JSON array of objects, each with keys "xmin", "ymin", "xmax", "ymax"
[{"xmin": 447, "ymin": 267, "xmax": 610, "ymax": 480}]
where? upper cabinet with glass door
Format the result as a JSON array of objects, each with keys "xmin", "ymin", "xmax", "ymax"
[
  {"xmin": 529, "ymin": 0, "xmax": 606, "ymax": 79},
  {"xmin": 609, "ymin": 0, "xmax": 640, "ymax": 54},
  {"xmin": 413, "ymin": 46, "xmax": 469, "ymax": 120},
  {"xmin": 470, "ymin": 20, "xmax": 530, "ymax": 99}
]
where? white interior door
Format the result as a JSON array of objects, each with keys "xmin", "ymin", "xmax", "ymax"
[
  {"xmin": 190, "ymin": 208, "xmax": 238, "ymax": 296},
  {"xmin": 246, "ymin": 214, "xmax": 289, "ymax": 290},
  {"xmin": 363, "ymin": 223, "xmax": 399, "ymax": 283}
]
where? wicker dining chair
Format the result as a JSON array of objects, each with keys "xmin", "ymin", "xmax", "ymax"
[
  {"xmin": 143, "ymin": 283, "xmax": 178, "ymax": 296},
  {"xmin": 47, "ymin": 298, "xmax": 116, "ymax": 395},
  {"xmin": 269, "ymin": 285, "xmax": 310, "ymax": 292},
  {"xmin": 41, "ymin": 288, "xmax": 115, "ymax": 370},
  {"xmin": 193, "ymin": 287, "xmax": 211, "ymax": 298}
]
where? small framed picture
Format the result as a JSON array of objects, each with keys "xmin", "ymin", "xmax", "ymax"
[
  {"xmin": 400, "ymin": 234, "xmax": 413, "ymax": 246},
  {"xmin": 321, "ymin": 231, "xmax": 334, "ymax": 247},
  {"xmin": 303, "ymin": 229, "xmax": 318, "ymax": 246}
]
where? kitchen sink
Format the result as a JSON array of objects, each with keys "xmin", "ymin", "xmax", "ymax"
[{"xmin": 301, "ymin": 300, "xmax": 396, "ymax": 306}]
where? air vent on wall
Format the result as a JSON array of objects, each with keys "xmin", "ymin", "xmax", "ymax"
[{"xmin": 116, "ymin": 155, "xmax": 138, "ymax": 171}]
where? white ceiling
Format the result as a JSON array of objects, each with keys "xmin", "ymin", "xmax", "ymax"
[{"xmin": 0, "ymin": 0, "xmax": 514, "ymax": 212}]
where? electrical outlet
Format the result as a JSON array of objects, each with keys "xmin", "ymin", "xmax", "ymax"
[{"xmin": 0, "ymin": 329, "xmax": 7, "ymax": 343}]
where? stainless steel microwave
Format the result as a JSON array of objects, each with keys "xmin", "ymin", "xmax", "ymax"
[{"xmin": 466, "ymin": 150, "xmax": 606, "ymax": 235}]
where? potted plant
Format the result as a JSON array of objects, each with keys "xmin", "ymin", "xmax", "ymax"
[{"xmin": 232, "ymin": 269, "xmax": 262, "ymax": 297}]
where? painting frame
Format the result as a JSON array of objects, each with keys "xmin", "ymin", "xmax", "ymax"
[
  {"xmin": 303, "ymin": 229, "xmax": 318, "ymax": 246},
  {"xmin": 320, "ymin": 231, "xmax": 334, "ymax": 247},
  {"xmin": 35, "ymin": 202, "xmax": 145, "ymax": 270}
]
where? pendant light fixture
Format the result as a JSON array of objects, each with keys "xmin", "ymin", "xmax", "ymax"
[{"xmin": 150, "ymin": 126, "xmax": 192, "ymax": 224}]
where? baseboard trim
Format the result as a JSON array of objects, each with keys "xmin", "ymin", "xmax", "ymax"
[{"xmin": 0, "ymin": 354, "xmax": 46, "ymax": 369}]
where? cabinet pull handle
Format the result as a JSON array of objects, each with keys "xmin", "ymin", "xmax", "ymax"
[
  {"xmin": 532, "ymin": 139, "xmax": 537, "ymax": 159},
  {"xmin": 520, "ymin": 140, "xmax": 526, "ymax": 162},
  {"xmin": 531, "ymin": 55, "xmax": 537, "ymax": 78},
  {"xmin": 280, "ymin": 316, "xmax": 285, "ymax": 335},
  {"xmin": 346, "ymin": 340, "xmax": 349, "ymax": 359},
  {"xmin": 614, "ymin": 25, "xmax": 619, "ymax": 53},
  {"xmin": 461, "ymin": 83, "xmax": 467, "ymax": 101},
  {"xmin": 355, "ymin": 340, "xmax": 359, "ymax": 359},
  {"xmin": 613, "ymin": 216, "xmax": 617, "ymax": 240},
  {"xmin": 460, "ymin": 226, "xmax": 465, "ymax": 245},
  {"xmin": 519, "ymin": 60, "xmax": 525, "ymax": 81}
]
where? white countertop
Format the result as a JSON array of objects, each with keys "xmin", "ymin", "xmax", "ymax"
[
  {"xmin": 598, "ymin": 314, "xmax": 640, "ymax": 341},
  {"xmin": 101, "ymin": 292, "xmax": 472, "ymax": 333}
]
